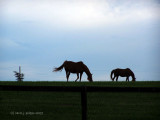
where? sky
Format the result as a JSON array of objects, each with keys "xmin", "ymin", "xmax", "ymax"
[{"xmin": 0, "ymin": 0, "xmax": 160, "ymax": 81}]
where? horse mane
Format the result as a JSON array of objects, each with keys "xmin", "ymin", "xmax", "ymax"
[
  {"xmin": 126, "ymin": 68, "xmax": 136, "ymax": 81},
  {"xmin": 129, "ymin": 69, "xmax": 136, "ymax": 80},
  {"xmin": 82, "ymin": 63, "xmax": 91, "ymax": 74},
  {"xmin": 126, "ymin": 68, "xmax": 131, "ymax": 71}
]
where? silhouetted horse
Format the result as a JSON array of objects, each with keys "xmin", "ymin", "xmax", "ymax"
[
  {"xmin": 53, "ymin": 61, "xmax": 93, "ymax": 82},
  {"xmin": 110, "ymin": 68, "xmax": 136, "ymax": 82}
]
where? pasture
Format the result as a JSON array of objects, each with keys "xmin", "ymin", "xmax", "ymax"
[{"xmin": 0, "ymin": 81, "xmax": 160, "ymax": 120}]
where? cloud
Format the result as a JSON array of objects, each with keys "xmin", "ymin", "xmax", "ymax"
[
  {"xmin": 1, "ymin": 0, "xmax": 160, "ymax": 29},
  {"xmin": 0, "ymin": 38, "xmax": 20, "ymax": 48},
  {"xmin": 0, "ymin": 38, "xmax": 28, "ymax": 50}
]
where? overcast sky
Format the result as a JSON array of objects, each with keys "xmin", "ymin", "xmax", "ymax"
[{"xmin": 0, "ymin": 0, "xmax": 160, "ymax": 81}]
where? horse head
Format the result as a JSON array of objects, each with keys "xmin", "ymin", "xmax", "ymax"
[
  {"xmin": 87, "ymin": 74, "xmax": 93, "ymax": 82},
  {"xmin": 132, "ymin": 77, "xmax": 136, "ymax": 82}
]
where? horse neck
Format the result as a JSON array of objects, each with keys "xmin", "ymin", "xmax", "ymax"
[
  {"xmin": 83, "ymin": 65, "xmax": 91, "ymax": 77},
  {"xmin": 130, "ymin": 72, "xmax": 135, "ymax": 79}
]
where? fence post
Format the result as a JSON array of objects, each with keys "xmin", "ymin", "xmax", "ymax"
[{"xmin": 81, "ymin": 86, "xmax": 87, "ymax": 120}]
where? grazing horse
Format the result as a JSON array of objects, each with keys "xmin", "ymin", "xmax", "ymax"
[
  {"xmin": 53, "ymin": 61, "xmax": 93, "ymax": 82},
  {"xmin": 110, "ymin": 68, "xmax": 136, "ymax": 82}
]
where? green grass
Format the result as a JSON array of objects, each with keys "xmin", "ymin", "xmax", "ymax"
[
  {"xmin": 0, "ymin": 91, "xmax": 81, "ymax": 120},
  {"xmin": 0, "ymin": 81, "xmax": 160, "ymax": 120},
  {"xmin": 88, "ymin": 92, "xmax": 160, "ymax": 120}
]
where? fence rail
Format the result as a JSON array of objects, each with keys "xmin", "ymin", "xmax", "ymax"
[
  {"xmin": 0, "ymin": 85, "xmax": 160, "ymax": 120},
  {"xmin": 0, "ymin": 85, "xmax": 160, "ymax": 92}
]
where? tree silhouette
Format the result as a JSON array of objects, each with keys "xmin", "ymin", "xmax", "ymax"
[{"xmin": 13, "ymin": 66, "xmax": 24, "ymax": 82}]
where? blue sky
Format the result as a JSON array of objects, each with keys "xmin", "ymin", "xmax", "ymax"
[{"xmin": 0, "ymin": 0, "xmax": 160, "ymax": 81}]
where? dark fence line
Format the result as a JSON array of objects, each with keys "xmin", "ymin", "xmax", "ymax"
[
  {"xmin": 0, "ymin": 85, "xmax": 160, "ymax": 92},
  {"xmin": 1, "ymin": 85, "xmax": 160, "ymax": 120}
]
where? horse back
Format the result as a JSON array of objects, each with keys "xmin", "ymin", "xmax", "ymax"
[
  {"xmin": 63, "ymin": 61, "xmax": 85, "ymax": 73},
  {"xmin": 115, "ymin": 68, "xmax": 132, "ymax": 77}
]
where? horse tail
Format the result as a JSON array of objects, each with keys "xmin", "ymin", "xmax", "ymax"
[
  {"xmin": 53, "ymin": 61, "xmax": 65, "ymax": 72},
  {"xmin": 110, "ymin": 70, "xmax": 115, "ymax": 81}
]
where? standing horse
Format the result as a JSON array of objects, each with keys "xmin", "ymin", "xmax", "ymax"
[
  {"xmin": 110, "ymin": 68, "xmax": 136, "ymax": 82},
  {"xmin": 53, "ymin": 61, "xmax": 93, "ymax": 82}
]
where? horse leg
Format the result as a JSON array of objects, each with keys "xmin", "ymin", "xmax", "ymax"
[
  {"xmin": 80, "ymin": 72, "xmax": 83, "ymax": 82},
  {"xmin": 126, "ymin": 77, "xmax": 129, "ymax": 82},
  {"xmin": 75, "ymin": 73, "xmax": 79, "ymax": 82},
  {"xmin": 67, "ymin": 72, "xmax": 70, "ymax": 82},
  {"xmin": 113, "ymin": 76, "xmax": 116, "ymax": 81},
  {"xmin": 66, "ymin": 72, "xmax": 70, "ymax": 82},
  {"xmin": 116, "ymin": 76, "xmax": 119, "ymax": 82},
  {"xmin": 66, "ymin": 71, "xmax": 68, "ymax": 82},
  {"xmin": 126, "ymin": 77, "xmax": 128, "ymax": 82}
]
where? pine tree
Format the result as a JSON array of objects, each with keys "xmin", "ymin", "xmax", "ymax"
[{"xmin": 13, "ymin": 66, "xmax": 24, "ymax": 81}]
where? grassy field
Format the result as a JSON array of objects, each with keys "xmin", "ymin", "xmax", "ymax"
[{"xmin": 0, "ymin": 81, "xmax": 160, "ymax": 120}]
